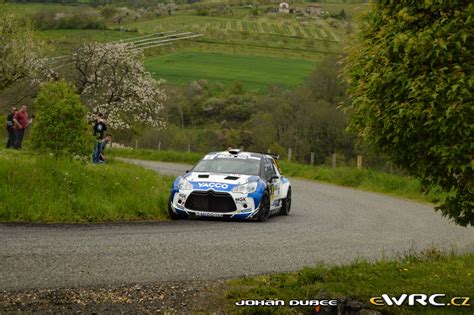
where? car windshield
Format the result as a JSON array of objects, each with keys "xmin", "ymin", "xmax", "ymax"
[{"xmin": 193, "ymin": 158, "xmax": 260, "ymax": 176}]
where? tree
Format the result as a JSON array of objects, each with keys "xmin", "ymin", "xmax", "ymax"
[
  {"xmin": 0, "ymin": 8, "xmax": 44, "ymax": 91},
  {"xmin": 343, "ymin": 2, "xmax": 473, "ymax": 226},
  {"xmin": 71, "ymin": 42, "xmax": 166, "ymax": 130},
  {"xmin": 32, "ymin": 80, "xmax": 92, "ymax": 157}
]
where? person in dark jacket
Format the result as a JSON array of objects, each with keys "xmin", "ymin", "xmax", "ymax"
[
  {"xmin": 92, "ymin": 134, "xmax": 112, "ymax": 164},
  {"xmin": 5, "ymin": 107, "xmax": 17, "ymax": 148},
  {"xmin": 93, "ymin": 113, "xmax": 107, "ymax": 140}
]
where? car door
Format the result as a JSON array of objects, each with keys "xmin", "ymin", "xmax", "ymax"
[{"xmin": 263, "ymin": 158, "xmax": 282, "ymax": 209}]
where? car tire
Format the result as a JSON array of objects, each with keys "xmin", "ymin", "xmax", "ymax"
[
  {"xmin": 279, "ymin": 187, "xmax": 291, "ymax": 215},
  {"xmin": 256, "ymin": 192, "xmax": 270, "ymax": 222}
]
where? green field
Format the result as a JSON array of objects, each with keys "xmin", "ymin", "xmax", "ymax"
[{"xmin": 145, "ymin": 52, "xmax": 316, "ymax": 90}]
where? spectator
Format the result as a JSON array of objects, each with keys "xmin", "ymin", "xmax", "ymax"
[
  {"xmin": 5, "ymin": 107, "xmax": 17, "ymax": 149},
  {"xmin": 13, "ymin": 105, "xmax": 29, "ymax": 149},
  {"xmin": 92, "ymin": 134, "xmax": 112, "ymax": 164},
  {"xmin": 93, "ymin": 113, "xmax": 107, "ymax": 140}
]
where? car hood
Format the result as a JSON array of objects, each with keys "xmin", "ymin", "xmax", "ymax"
[{"xmin": 185, "ymin": 172, "xmax": 259, "ymax": 187}]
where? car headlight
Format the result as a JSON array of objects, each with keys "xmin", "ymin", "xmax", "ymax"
[
  {"xmin": 177, "ymin": 177, "xmax": 193, "ymax": 190},
  {"xmin": 232, "ymin": 182, "xmax": 258, "ymax": 194}
]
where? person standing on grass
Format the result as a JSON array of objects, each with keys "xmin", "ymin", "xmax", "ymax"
[
  {"xmin": 93, "ymin": 134, "xmax": 112, "ymax": 164},
  {"xmin": 13, "ymin": 105, "xmax": 29, "ymax": 150},
  {"xmin": 5, "ymin": 107, "xmax": 17, "ymax": 149},
  {"xmin": 93, "ymin": 113, "xmax": 107, "ymax": 140}
]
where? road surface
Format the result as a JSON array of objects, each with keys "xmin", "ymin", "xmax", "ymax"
[{"xmin": 1, "ymin": 159, "xmax": 473, "ymax": 291}]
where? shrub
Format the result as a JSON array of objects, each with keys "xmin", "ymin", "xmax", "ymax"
[
  {"xmin": 344, "ymin": 2, "xmax": 473, "ymax": 226},
  {"xmin": 31, "ymin": 81, "xmax": 92, "ymax": 157}
]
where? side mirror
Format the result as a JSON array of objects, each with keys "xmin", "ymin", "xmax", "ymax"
[
  {"xmin": 185, "ymin": 170, "xmax": 190, "ymax": 173},
  {"xmin": 270, "ymin": 175, "xmax": 279, "ymax": 182}
]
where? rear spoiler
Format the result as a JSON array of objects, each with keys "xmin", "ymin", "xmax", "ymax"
[{"xmin": 255, "ymin": 151, "xmax": 280, "ymax": 160}]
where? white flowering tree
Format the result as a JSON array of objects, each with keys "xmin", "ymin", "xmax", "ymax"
[
  {"xmin": 0, "ymin": 10, "xmax": 44, "ymax": 92},
  {"xmin": 72, "ymin": 42, "xmax": 166, "ymax": 129}
]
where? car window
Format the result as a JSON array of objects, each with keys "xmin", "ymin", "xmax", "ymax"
[
  {"xmin": 263, "ymin": 158, "xmax": 277, "ymax": 180},
  {"xmin": 193, "ymin": 158, "xmax": 260, "ymax": 176}
]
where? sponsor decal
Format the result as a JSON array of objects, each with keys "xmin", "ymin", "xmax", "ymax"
[
  {"xmin": 369, "ymin": 294, "xmax": 471, "ymax": 308},
  {"xmin": 235, "ymin": 197, "xmax": 247, "ymax": 202},
  {"xmin": 197, "ymin": 182, "xmax": 229, "ymax": 189},
  {"xmin": 194, "ymin": 211, "xmax": 224, "ymax": 217}
]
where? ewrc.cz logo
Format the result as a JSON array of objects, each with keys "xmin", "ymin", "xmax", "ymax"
[
  {"xmin": 198, "ymin": 182, "xmax": 229, "ymax": 189},
  {"xmin": 370, "ymin": 294, "xmax": 471, "ymax": 307}
]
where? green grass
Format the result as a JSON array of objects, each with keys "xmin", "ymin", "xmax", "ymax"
[
  {"xmin": 144, "ymin": 51, "xmax": 316, "ymax": 90},
  {"xmin": 226, "ymin": 249, "xmax": 474, "ymax": 314},
  {"xmin": 0, "ymin": 150, "xmax": 174, "ymax": 223},
  {"xmin": 109, "ymin": 148, "xmax": 441, "ymax": 204},
  {"xmin": 278, "ymin": 161, "xmax": 443, "ymax": 204},
  {"xmin": 109, "ymin": 148, "xmax": 202, "ymax": 165}
]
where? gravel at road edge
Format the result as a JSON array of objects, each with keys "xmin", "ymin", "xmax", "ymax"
[{"xmin": 0, "ymin": 280, "xmax": 229, "ymax": 314}]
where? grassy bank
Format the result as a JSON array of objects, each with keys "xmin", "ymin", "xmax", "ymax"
[
  {"xmin": 227, "ymin": 249, "xmax": 474, "ymax": 314},
  {"xmin": 0, "ymin": 150, "xmax": 173, "ymax": 223},
  {"xmin": 109, "ymin": 148, "xmax": 441, "ymax": 204},
  {"xmin": 278, "ymin": 161, "xmax": 442, "ymax": 203},
  {"xmin": 109, "ymin": 148, "xmax": 202, "ymax": 165}
]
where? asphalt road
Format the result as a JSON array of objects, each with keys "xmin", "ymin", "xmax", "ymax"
[{"xmin": 1, "ymin": 159, "xmax": 473, "ymax": 291}]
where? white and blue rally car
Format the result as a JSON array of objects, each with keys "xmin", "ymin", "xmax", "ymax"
[{"xmin": 168, "ymin": 149, "xmax": 292, "ymax": 222}]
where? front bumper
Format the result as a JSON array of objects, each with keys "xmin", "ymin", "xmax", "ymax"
[{"xmin": 170, "ymin": 190, "xmax": 258, "ymax": 219}]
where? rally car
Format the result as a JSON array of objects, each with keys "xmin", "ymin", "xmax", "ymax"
[{"xmin": 168, "ymin": 149, "xmax": 292, "ymax": 222}]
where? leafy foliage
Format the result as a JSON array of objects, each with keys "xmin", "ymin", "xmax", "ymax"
[
  {"xmin": 31, "ymin": 80, "xmax": 92, "ymax": 157},
  {"xmin": 0, "ymin": 8, "xmax": 44, "ymax": 91},
  {"xmin": 343, "ymin": 2, "xmax": 473, "ymax": 226}
]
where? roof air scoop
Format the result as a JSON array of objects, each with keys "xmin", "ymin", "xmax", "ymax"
[{"xmin": 228, "ymin": 148, "xmax": 241, "ymax": 155}]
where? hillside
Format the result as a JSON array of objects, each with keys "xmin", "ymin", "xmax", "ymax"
[{"xmin": 8, "ymin": 1, "xmax": 367, "ymax": 89}]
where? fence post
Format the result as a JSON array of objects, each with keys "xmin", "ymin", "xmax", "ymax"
[
  {"xmin": 390, "ymin": 162, "xmax": 393, "ymax": 174},
  {"xmin": 310, "ymin": 152, "xmax": 315, "ymax": 166},
  {"xmin": 357, "ymin": 155, "xmax": 363, "ymax": 169},
  {"xmin": 267, "ymin": 148, "xmax": 271, "ymax": 154},
  {"xmin": 187, "ymin": 143, "xmax": 191, "ymax": 152},
  {"xmin": 332, "ymin": 153, "xmax": 337, "ymax": 168},
  {"xmin": 158, "ymin": 141, "xmax": 161, "ymax": 151},
  {"xmin": 288, "ymin": 148, "xmax": 292, "ymax": 162},
  {"xmin": 135, "ymin": 139, "xmax": 138, "ymax": 150}
]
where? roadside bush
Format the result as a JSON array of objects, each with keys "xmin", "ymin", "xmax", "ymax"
[{"xmin": 31, "ymin": 81, "xmax": 92, "ymax": 157}]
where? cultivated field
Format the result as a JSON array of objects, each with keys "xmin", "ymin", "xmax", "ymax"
[{"xmin": 145, "ymin": 52, "xmax": 316, "ymax": 90}]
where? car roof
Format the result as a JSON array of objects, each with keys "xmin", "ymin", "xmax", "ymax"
[{"xmin": 203, "ymin": 151, "xmax": 276, "ymax": 160}]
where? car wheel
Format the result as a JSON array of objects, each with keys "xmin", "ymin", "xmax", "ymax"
[
  {"xmin": 257, "ymin": 192, "xmax": 270, "ymax": 222},
  {"xmin": 279, "ymin": 187, "xmax": 291, "ymax": 216}
]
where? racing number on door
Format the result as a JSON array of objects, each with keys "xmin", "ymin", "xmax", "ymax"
[{"xmin": 264, "ymin": 158, "xmax": 280, "ymax": 202}]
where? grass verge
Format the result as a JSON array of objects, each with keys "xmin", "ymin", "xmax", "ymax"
[
  {"xmin": 278, "ymin": 161, "xmax": 442, "ymax": 204},
  {"xmin": 109, "ymin": 148, "xmax": 441, "ymax": 204},
  {"xmin": 109, "ymin": 148, "xmax": 202, "ymax": 165},
  {"xmin": 226, "ymin": 249, "xmax": 474, "ymax": 314},
  {"xmin": 0, "ymin": 150, "xmax": 173, "ymax": 223}
]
